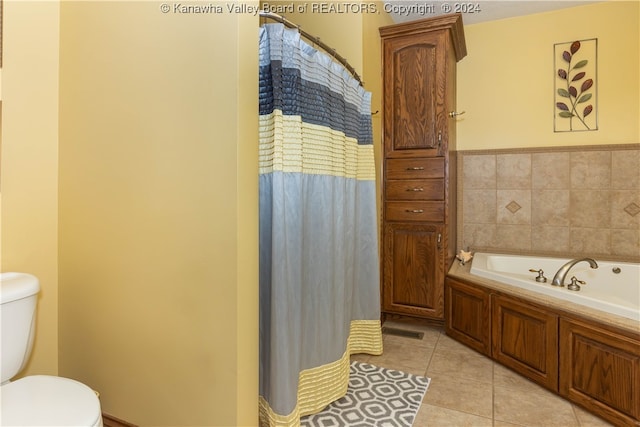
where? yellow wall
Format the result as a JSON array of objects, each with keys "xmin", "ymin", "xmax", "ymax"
[
  {"xmin": 262, "ymin": 1, "xmax": 365, "ymax": 74},
  {"xmin": 57, "ymin": 2, "xmax": 257, "ymax": 426},
  {"xmin": 364, "ymin": 4, "xmax": 396, "ymax": 235},
  {"xmin": 1, "ymin": 0, "xmax": 60, "ymax": 377},
  {"xmin": 7, "ymin": 1, "xmax": 636, "ymax": 425},
  {"xmin": 457, "ymin": 1, "xmax": 639, "ymax": 149}
]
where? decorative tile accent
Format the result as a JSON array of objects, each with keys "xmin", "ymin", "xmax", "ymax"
[
  {"xmin": 506, "ymin": 201, "xmax": 522, "ymax": 214},
  {"xmin": 624, "ymin": 202, "xmax": 640, "ymax": 217},
  {"xmin": 458, "ymin": 144, "xmax": 640, "ymax": 260},
  {"xmin": 612, "ymin": 190, "xmax": 640, "ymax": 229},
  {"xmin": 497, "ymin": 190, "xmax": 531, "ymax": 225}
]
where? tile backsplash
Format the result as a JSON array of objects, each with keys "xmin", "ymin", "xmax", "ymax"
[{"xmin": 457, "ymin": 144, "xmax": 640, "ymax": 262}]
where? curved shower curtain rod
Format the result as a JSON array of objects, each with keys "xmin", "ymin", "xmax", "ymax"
[{"xmin": 259, "ymin": 10, "xmax": 364, "ymax": 87}]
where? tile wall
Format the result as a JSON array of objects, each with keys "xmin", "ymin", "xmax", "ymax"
[{"xmin": 457, "ymin": 144, "xmax": 640, "ymax": 261}]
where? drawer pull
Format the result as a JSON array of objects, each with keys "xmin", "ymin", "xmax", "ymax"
[
  {"xmin": 405, "ymin": 209, "xmax": 424, "ymax": 213},
  {"xmin": 407, "ymin": 187, "xmax": 424, "ymax": 192},
  {"xmin": 406, "ymin": 166, "xmax": 425, "ymax": 171}
]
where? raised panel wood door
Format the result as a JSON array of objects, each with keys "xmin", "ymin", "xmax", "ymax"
[
  {"xmin": 383, "ymin": 31, "xmax": 446, "ymax": 158},
  {"xmin": 559, "ymin": 318, "xmax": 640, "ymax": 425},
  {"xmin": 445, "ymin": 278, "xmax": 491, "ymax": 356},
  {"xmin": 492, "ymin": 294, "xmax": 559, "ymax": 391},
  {"xmin": 382, "ymin": 223, "xmax": 443, "ymax": 318}
]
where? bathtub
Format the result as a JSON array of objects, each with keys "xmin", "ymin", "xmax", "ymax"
[{"xmin": 469, "ymin": 252, "xmax": 640, "ymax": 321}]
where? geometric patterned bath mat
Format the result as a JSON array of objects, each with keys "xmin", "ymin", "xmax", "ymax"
[{"xmin": 301, "ymin": 361, "xmax": 430, "ymax": 427}]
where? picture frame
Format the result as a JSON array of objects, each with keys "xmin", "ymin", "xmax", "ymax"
[{"xmin": 553, "ymin": 38, "xmax": 598, "ymax": 132}]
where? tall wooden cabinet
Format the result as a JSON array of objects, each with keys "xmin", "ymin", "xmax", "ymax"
[{"xmin": 380, "ymin": 14, "xmax": 467, "ymax": 319}]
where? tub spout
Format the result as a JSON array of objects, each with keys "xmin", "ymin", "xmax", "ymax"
[{"xmin": 551, "ymin": 258, "xmax": 598, "ymax": 287}]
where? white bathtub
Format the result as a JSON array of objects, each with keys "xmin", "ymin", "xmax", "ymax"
[{"xmin": 470, "ymin": 253, "xmax": 640, "ymax": 321}]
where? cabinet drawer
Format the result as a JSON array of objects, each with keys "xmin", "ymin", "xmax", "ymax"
[
  {"xmin": 385, "ymin": 179, "xmax": 444, "ymax": 201},
  {"xmin": 386, "ymin": 158, "xmax": 445, "ymax": 180},
  {"xmin": 385, "ymin": 202, "xmax": 445, "ymax": 222}
]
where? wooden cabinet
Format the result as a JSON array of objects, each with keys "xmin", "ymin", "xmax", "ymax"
[
  {"xmin": 444, "ymin": 276, "xmax": 640, "ymax": 426},
  {"xmin": 380, "ymin": 14, "xmax": 466, "ymax": 320},
  {"xmin": 382, "ymin": 223, "xmax": 443, "ymax": 318},
  {"xmin": 444, "ymin": 278, "xmax": 559, "ymax": 390},
  {"xmin": 380, "ymin": 15, "xmax": 466, "ymax": 159},
  {"xmin": 492, "ymin": 294, "xmax": 559, "ymax": 392},
  {"xmin": 560, "ymin": 318, "xmax": 640, "ymax": 426},
  {"xmin": 444, "ymin": 278, "xmax": 491, "ymax": 356}
]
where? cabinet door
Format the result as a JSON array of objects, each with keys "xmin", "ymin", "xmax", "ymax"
[
  {"xmin": 445, "ymin": 278, "xmax": 491, "ymax": 356},
  {"xmin": 559, "ymin": 318, "xmax": 640, "ymax": 426},
  {"xmin": 492, "ymin": 294, "xmax": 559, "ymax": 391},
  {"xmin": 382, "ymin": 223, "xmax": 443, "ymax": 318},
  {"xmin": 383, "ymin": 30, "xmax": 447, "ymax": 158}
]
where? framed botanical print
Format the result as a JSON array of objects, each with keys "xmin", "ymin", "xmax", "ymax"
[{"xmin": 554, "ymin": 38, "xmax": 598, "ymax": 132}]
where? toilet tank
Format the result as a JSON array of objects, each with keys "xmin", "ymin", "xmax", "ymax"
[{"xmin": 0, "ymin": 273, "xmax": 40, "ymax": 384}]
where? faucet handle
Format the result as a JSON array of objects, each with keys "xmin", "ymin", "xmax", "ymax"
[
  {"xmin": 567, "ymin": 276, "xmax": 586, "ymax": 291},
  {"xmin": 529, "ymin": 268, "xmax": 548, "ymax": 283}
]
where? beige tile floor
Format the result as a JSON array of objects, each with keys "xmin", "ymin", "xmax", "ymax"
[{"xmin": 351, "ymin": 320, "xmax": 614, "ymax": 427}]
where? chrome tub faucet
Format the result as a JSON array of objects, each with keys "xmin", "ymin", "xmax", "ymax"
[{"xmin": 551, "ymin": 258, "xmax": 598, "ymax": 287}]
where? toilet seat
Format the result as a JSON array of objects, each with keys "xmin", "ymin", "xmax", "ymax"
[{"xmin": 1, "ymin": 375, "xmax": 103, "ymax": 426}]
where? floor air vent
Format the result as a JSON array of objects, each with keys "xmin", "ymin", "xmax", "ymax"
[{"xmin": 381, "ymin": 327, "xmax": 424, "ymax": 340}]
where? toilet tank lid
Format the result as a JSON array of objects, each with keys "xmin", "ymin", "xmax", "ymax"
[{"xmin": 0, "ymin": 273, "xmax": 40, "ymax": 304}]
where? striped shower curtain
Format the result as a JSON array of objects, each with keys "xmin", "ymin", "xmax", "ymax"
[{"xmin": 258, "ymin": 23, "xmax": 383, "ymax": 426}]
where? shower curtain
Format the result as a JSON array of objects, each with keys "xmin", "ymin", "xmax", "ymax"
[{"xmin": 258, "ymin": 23, "xmax": 383, "ymax": 426}]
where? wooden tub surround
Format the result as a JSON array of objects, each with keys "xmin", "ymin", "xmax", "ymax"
[{"xmin": 446, "ymin": 262, "xmax": 640, "ymax": 427}]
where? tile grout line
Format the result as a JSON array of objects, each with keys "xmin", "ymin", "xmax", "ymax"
[
  {"xmin": 424, "ymin": 330, "xmax": 442, "ymax": 376},
  {"xmin": 423, "ymin": 330, "xmax": 498, "ymax": 424},
  {"xmin": 492, "ymin": 360, "xmax": 496, "ymax": 427}
]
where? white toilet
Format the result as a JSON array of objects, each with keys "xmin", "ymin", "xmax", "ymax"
[{"xmin": 1, "ymin": 272, "xmax": 103, "ymax": 426}]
